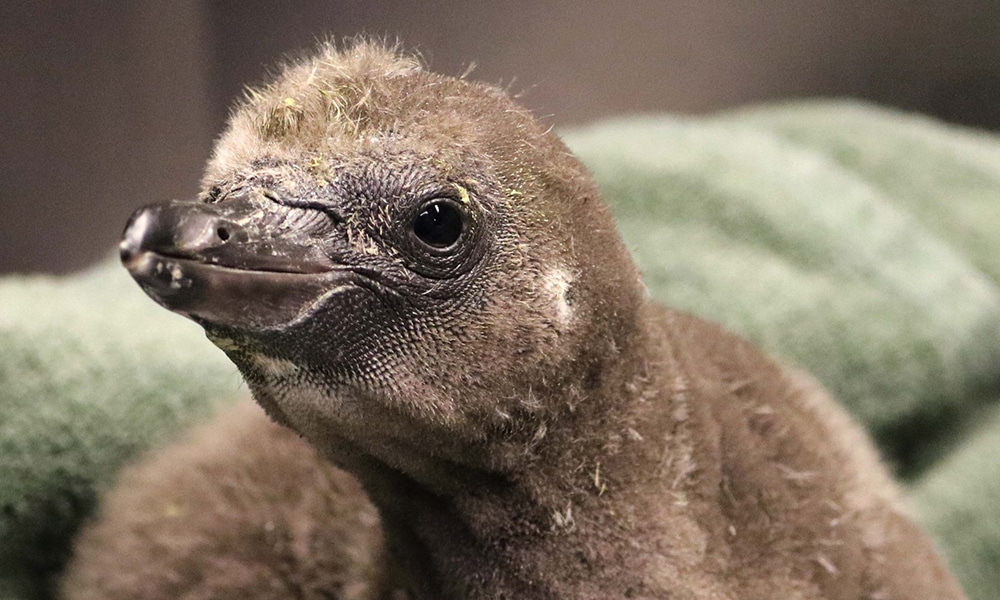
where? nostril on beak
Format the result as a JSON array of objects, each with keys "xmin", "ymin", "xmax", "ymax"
[{"xmin": 216, "ymin": 226, "xmax": 231, "ymax": 242}]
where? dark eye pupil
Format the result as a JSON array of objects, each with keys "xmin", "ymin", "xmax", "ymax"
[{"xmin": 413, "ymin": 201, "xmax": 463, "ymax": 248}]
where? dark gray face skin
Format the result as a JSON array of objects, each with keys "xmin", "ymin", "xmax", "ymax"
[
  {"xmin": 120, "ymin": 146, "xmax": 564, "ymax": 484},
  {"xmin": 133, "ymin": 155, "xmax": 450, "ymax": 310},
  {"xmin": 124, "ymin": 150, "xmax": 490, "ymax": 317},
  {"xmin": 124, "ymin": 152, "xmax": 492, "ymax": 346}
]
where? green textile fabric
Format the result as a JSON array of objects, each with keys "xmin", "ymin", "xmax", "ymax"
[
  {"xmin": 0, "ymin": 261, "xmax": 240, "ymax": 599},
  {"xmin": 1, "ymin": 101, "xmax": 998, "ymax": 599},
  {"xmin": 912, "ymin": 404, "xmax": 1000, "ymax": 599}
]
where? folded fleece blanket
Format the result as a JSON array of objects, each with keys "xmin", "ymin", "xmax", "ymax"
[{"xmin": 2, "ymin": 101, "xmax": 998, "ymax": 600}]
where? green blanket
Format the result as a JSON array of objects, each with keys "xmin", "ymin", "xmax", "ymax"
[{"xmin": 2, "ymin": 101, "xmax": 998, "ymax": 599}]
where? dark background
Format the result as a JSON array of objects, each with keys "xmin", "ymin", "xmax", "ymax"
[{"xmin": 3, "ymin": 1, "xmax": 999, "ymax": 274}]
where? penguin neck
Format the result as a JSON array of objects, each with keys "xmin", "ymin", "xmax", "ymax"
[{"xmin": 323, "ymin": 300, "xmax": 668, "ymax": 599}]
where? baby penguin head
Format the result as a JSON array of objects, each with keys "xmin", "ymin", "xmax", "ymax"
[{"xmin": 121, "ymin": 41, "xmax": 643, "ymax": 468}]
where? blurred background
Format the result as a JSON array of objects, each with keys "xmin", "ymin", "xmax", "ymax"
[{"xmin": 2, "ymin": 1, "xmax": 999, "ymax": 274}]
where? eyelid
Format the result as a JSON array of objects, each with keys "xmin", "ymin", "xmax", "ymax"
[{"xmin": 411, "ymin": 182, "xmax": 470, "ymax": 206}]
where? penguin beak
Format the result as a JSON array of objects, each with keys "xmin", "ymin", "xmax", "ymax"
[{"xmin": 120, "ymin": 193, "xmax": 353, "ymax": 330}]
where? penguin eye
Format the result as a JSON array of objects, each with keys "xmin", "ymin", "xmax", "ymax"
[{"xmin": 412, "ymin": 200, "xmax": 465, "ymax": 249}]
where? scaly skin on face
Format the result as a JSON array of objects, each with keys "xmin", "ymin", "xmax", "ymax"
[{"xmin": 120, "ymin": 41, "xmax": 967, "ymax": 600}]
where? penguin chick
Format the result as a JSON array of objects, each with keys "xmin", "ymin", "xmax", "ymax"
[
  {"xmin": 60, "ymin": 400, "xmax": 390, "ymax": 600},
  {"xmin": 116, "ymin": 41, "xmax": 967, "ymax": 599}
]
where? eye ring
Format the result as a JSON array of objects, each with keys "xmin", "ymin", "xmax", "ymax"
[{"xmin": 411, "ymin": 199, "xmax": 466, "ymax": 250}]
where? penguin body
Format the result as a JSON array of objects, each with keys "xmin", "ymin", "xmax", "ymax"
[
  {"xmin": 66, "ymin": 41, "xmax": 966, "ymax": 599},
  {"xmin": 60, "ymin": 400, "xmax": 390, "ymax": 600}
]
